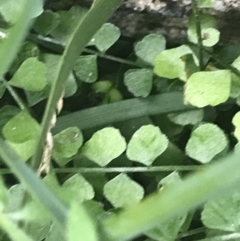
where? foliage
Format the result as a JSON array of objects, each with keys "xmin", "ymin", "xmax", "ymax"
[{"xmin": 0, "ymin": 0, "xmax": 240, "ymax": 241}]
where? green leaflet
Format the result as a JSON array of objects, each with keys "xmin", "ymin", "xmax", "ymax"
[
  {"xmin": 82, "ymin": 127, "xmax": 126, "ymax": 166},
  {"xmin": 186, "ymin": 123, "xmax": 228, "ymax": 163},
  {"xmin": 184, "ymin": 70, "xmax": 231, "ymax": 107},
  {"xmin": 124, "ymin": 69, "xmax": 153, "ymax": 97},
  {"xmin": 88, "ymin": 23, "xmax": 120, "ymax": 52},
  {"xmin": 9, "ymin": 57, "xmax": 47, "ymax": 91},
  {"xmin": 103, "ymin": 173, "xmax": 144, "ymax": 208},
  {"xmin": 134, "ymin": 33, "xmax": 166, "ymax": 65},
  {"xmin": 3, "ymin": 111, "xmax": 40, "ymax": 143},
  {"xmin": 126, "ymin": 125, "xmax": 168, "ymax": 166}
]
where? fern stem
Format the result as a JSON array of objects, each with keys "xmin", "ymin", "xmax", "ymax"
[
  {"xmin": 0, "ymin": 79, "xmax": 27, "ymax": 110},
  {"xmin": 28, "ymin": 34, "xmax": 142, "ymax": 68},
  {"xmin": 0, "ymin": 165, "xmax": 201, "ymax": 174},
  {"xmin": 191, "ymin": 0, "xmax": 204, "ymax": 70}
]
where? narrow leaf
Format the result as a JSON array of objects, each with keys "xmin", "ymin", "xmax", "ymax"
[{"xmin": 0, "ymin": 139, "xmax": 68, "ymax": 226}]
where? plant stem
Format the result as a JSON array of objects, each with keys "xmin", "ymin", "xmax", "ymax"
[
  {"xmin": 83, "ymin": 48, "xmax": 142, "ymax": 67},
  {"xmin": 0, "ymin": 79, "xmax": 27, "ymax": 110},
  {"xmin": 188, "ymin": 42, "xmax": 240, "ymax": 78},
  {"xmin": 205, "ymin": 48, "xmax": 240, "ymax": 77},
  {"xmin": 0, "ymin": 165, "xmax": 201, "ymax": 174},
  {"xmin": 191, "ymin": 0, "xmax": 204, "ymax": 70},
  {"xmin": 177, "ymin": 227, "xmax": 206, "ymax": 239},
  {"xmin": 28, "ymin": 34, "xmax": 142, "ymax": 68}
]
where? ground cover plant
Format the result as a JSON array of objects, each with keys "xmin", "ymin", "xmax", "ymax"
[{"xmin": 0, "ymin": 0, "xmax": 240, "ymax": 240}]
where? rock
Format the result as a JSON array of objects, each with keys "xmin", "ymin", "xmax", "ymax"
[{"xmin": 45, "ymin": 0, "xmax": 240, "ymax": 45}]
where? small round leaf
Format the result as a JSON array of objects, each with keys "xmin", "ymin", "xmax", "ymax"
[
  {"xmin": 34, "ymin": 10, "xmax": 60, "ymax": 36},
  {"xmin": 103, "ymin": 173, "xmax": 144, "ymax": 208},
  {"xmin": 159, "ymin": 172, "xmax": 183, "ymax": 188},
  {"xmin": 50, "ymin": 6, "xmax": 88, "ymax": 44},
  {"xmin": 7, "ymin": 139, "xmax": 37, "ymax": 161},
  {"xmin": 127, "ymin": 125, "xmax": 168, "ymax": 166},
  {"xmin": 124, "ymin": 69, "xmax": 153, "ymax": 97},
  {"xmin": 74, "ymin": 55, "xmax": 98, "ymax": 83},
  {"xmin": 184, "ymin": 70, "xmax": 231, "ymax": 107},
  {"xmin": 53, "ymin": 127, "xmax": 83, "ymax": 165},
  {"xmin": 25, "ymin": 90, "xmax": 47, "ymax": 107},
  {"xmin": 88, "ymin": 23, "xmax": 120, "ymax": 52},
  {"xmin": 168, "ymin": 109, "xmax": 204, "ymax": 126},
  {"xmin": 0, "ymin": 105, "xmax": 20, "ymax": 130},
  {"xmin": 188, "ymin": 28, "xmax": 220, "ymax": 47},
  {"xmin": 82, "ymin": 127, "xmax": 126, "ymax": 166},
  {"xmin": 3, "ymin": 111, "xmax": 40, "ymax": 143},
  {"xmin": 0, "ymin": 0, "xmax": 43, "ymax": 24},
  {"xmin": 154, "ymin": 45, "xmax": 192, "ymax": 81},
  {"xmin": 9, "ymin": 57, "xmax": 47, "ymax": 91},
  {"xmin": 186, "ymin": 123, "xmax": 228, "ymax": 163},
  {"xmin": 188, "ymin": 14, "xmax": 219, "ymax": 47},
  {"xmin": 134, "ymin": 34, "xmax": 166, "ymax": 65},
  {"xmin": 202, "ymin": 191, "xmax": 240, "ymax": 232},
  {"xmin": 62, "ymin": 174, "xmax": 94, "ymax": 204}
]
